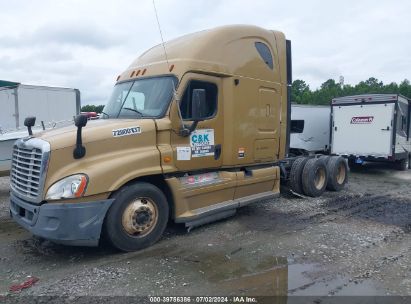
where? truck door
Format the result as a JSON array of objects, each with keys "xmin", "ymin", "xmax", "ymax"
[
  {"xmin": 170, "ymin": 73, "xmax": 223, "ymax": 171},
  {"xmin": 332, "ymin": 103, "xmax": 395, "ymax": 157}
]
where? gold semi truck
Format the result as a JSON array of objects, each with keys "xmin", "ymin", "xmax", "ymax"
[{"xmin": 9, "ymin": 25, "xmax": 348, "ymax": 251}]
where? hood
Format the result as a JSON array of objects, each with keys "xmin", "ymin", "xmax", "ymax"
[{"xmin": 35, "ymin": 119, "xmax": 156, "ymax": 150}]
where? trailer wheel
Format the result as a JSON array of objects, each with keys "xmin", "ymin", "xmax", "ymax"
[
  {"xmin": 326, "ymin": 156, "xmax": 348, "ymax": 191},
  {"xmin": 302, "ymin": 158, "xmax": 328, "ymax": 197},
  {"xmin": 289, "ymin": 157, "xmax": 309, "ymax": 194},
  {"xmin": 104, "ymin": 182, "xmax": 169, "ymax": 252},
  {"xmin": 396, "ymin": 154, "xmax": 409, "ymax": 171}
]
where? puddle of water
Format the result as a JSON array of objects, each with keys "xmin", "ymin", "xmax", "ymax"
[
  {"xmin": 139, "ymin": 246, "xmax": 387, "ymax": 296},
  {"xmin": 289, "ymin": 273, "xmax": 386, "ymax": 296},
  {"xmin": 199, "ymin": 255, "xmax": 288, "ymax": 296}
]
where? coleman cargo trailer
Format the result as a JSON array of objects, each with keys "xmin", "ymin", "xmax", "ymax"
[{"xmin": 331, "ymin": 94, "xmax": 411, "ymax": 170}]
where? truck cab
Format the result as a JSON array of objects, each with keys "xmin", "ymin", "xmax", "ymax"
[{"xmin": 9, "ymin": 25, "xmax": 292, "ymax": 251}]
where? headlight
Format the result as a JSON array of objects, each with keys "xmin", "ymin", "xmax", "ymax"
[{"xmin": 45, "ymin": 174, "xmax": 88, "ymax": 200}]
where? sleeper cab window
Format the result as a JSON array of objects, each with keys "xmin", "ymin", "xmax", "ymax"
[
  {"xmin": 255, "ymin": 42, "xmax": 274, "ymax": 69},
  {"xmin": 180, "ymin": 80, "xmax": 218, "ymax": 120}
]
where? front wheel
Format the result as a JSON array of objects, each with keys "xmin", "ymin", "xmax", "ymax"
[{"xmin": 104, "ymin": 182, "xmax": 169, "ymax": 252}]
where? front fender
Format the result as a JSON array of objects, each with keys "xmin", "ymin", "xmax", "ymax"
[{"xmin": 45, "ymin": 144, "xmax": 163, "ymax": 198}]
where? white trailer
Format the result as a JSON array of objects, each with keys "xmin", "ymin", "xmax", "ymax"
[
  {"xmin": 331, "ymin": 94, "xmax": 411, "ymax": 170},
  {"xmin": 0, "ymin": 83, "xmax": 80, "ymax": 174},
  {"xmin": 0, "ymin": 84, "xmax": 80, "ymax": 131},
  {"xmin": 290, "ymin": 104, "xmax": 330, "ymax": 155}
]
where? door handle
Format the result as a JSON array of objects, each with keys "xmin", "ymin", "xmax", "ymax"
[
  {"xmin": 381, "ymin": 127, "xmax": 390, "ymax": 131},
  {"xmin": 214, "ymin": 144, "xmax": 222, "ymax": 160}
]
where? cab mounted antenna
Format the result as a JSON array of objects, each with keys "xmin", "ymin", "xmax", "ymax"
[
  {"xmin": 152, "ymin": 0, "xmax": 171, "ymax": 73},
  {"xmin": 152, "ymin": 0, "xmax": 187, "ymax": 135}
]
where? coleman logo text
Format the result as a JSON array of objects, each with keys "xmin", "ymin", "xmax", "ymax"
[
  {"xmin": 112, "ymin": 126, "xmax": 141, "ymax": 137},
  {"xmin": 351, "ymin": 116, "xmax": 374, "ymax": 124}
]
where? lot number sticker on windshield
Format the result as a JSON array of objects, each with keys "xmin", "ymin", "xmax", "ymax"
[{"xmin": 190, "ymin": 129, "xmax": 215, "ymax": 157}]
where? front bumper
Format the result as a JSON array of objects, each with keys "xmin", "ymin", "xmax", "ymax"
[{"xmin": 10, "ymin": 193, "xmax": 114, "ymax": 246}]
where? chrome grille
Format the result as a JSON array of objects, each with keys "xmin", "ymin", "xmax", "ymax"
[{"xmin": 10, "ymin": 138, "xmax": 50, "ymax": 203}]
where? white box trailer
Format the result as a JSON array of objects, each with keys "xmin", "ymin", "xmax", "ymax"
[
  {"xmin": 0, "ymin": 84, "xmax": 80, "ymax": 131},
  {"xmin": 331, "ymin": 94, "xmax": 411, "ymax": 170},
  {"xmin": 290, "ymin": 104, "xmax": 330, "ymax": 155},
  {"xmin": 0, "ymin": 83, "xmax": 80, "ymax": 174}
]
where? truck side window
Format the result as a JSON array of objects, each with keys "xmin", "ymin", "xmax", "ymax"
[
  {"xmin": 255, "ymin": 42, "xmax": 274, "ymax": 69},
  {"xmin": 290, "ymin": 120, "xmax": 304, "ymax": 133},
  {"xmin": 180, "ymin": 80, "xmax": 217, "ymax": 120}
]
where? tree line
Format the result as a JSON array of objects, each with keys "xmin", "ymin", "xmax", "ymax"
[
  {"xmin": 292, "ymin": 77, "xmax": 411, "ymax": 105},
  {"xmin": 80, "ymin": 77, "xmax": 411, "ymax": 111},
  {"xmin": 80, "ymin": 104, "xmax": 105, "ymax": 113}
]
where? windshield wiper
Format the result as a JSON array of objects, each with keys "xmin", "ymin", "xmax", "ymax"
[
  {"xmin": 101, "ymin": 111, "xmax": 110, "ymax": 118},
  {"xmin": 123, "ymin": 107, "xmax": 143, "ymax": 116}
]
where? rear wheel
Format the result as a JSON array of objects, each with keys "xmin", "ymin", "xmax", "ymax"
[
  {"xmin": 302, "ymin": 158, "xmax": 328, "ymax": 197},
  {"xmin": 319, "ymin": 155, "xmax": 331, "ymax": 164},
  {"xmin": 104, "ymin": 182, "xmax": 169, "ymax": 252},
  {"xmin": 326, "ymin": 156, "xmax": 348, "ymax": 191},
  {"xmin": 289, "ymin": 157, "xmax": 309, "ymax": 194}
]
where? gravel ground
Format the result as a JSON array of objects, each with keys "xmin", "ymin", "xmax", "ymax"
[{"xmin": 0, "ymin": 163, "xmax": 410, "ymax": 300}]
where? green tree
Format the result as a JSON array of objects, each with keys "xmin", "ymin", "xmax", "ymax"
[
  {"xmin": 291, "ymin": 80, "xmax": 310, "ymax": 104},
  {"xmin": 292, "ymin": 77, "xmax": 411, "ymax": 105},
  {"xmin": 399, "ymin": 79, "xmax": 411, "ymax": 97},
  {"xmin": 81, "ymin": 105, "xmax": 105, "ymax": 113}
]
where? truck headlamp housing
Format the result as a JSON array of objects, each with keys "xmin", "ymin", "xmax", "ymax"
[{"xmin": 45, "ymin": 174, "xmax": 88, "ymax": 200}]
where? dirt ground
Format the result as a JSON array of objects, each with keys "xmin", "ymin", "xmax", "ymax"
[{"xmin": 0, "ymin": 163, "xmax": 410, "ymax": 300}]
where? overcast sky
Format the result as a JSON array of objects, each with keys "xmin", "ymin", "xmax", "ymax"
[{"xmin": 1, "ymin": 0, "xmax": 410, "ymax": 105}]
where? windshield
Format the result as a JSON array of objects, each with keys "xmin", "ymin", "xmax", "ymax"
[{"xmin": 102, "ymin": 76, "xmax": 176, "ymax": 119}]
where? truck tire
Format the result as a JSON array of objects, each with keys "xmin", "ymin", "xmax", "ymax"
[
  {"xmin": 326, "ymin": 156, "xmax": 348, "ymax": 191},
  {"xmin": 289, "ymin": 157, "xmax": 309, "ymax": 194},
  {"xmin": 396, "ymin": 155, "xmax": 409, "ymax": 171},
  {"xmin": 104, "ymin": 182, "xmax": 169, "ymax": 252},
  {"xmin": 319, "ymin": 155, "xmax": 331, "ymax": 164},
  {"xmin": 302, "ymin": 158, "xmax": 328, "ymax": 197}
]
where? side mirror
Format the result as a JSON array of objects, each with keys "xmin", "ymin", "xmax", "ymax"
[
  {"xmin": 191, "ymin": 89, "xmax": 207, "ymax": 121},
  {"xmin": 24, "ymin": 116, "xmax": 36, "ymax": 136},
  {"xmin": 73, "ymin": 114, "xmax": 88, "ymax": 159},
  {"xmin": 74, "ymin": 114, "xmax": 88, "ymax": 127}
]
